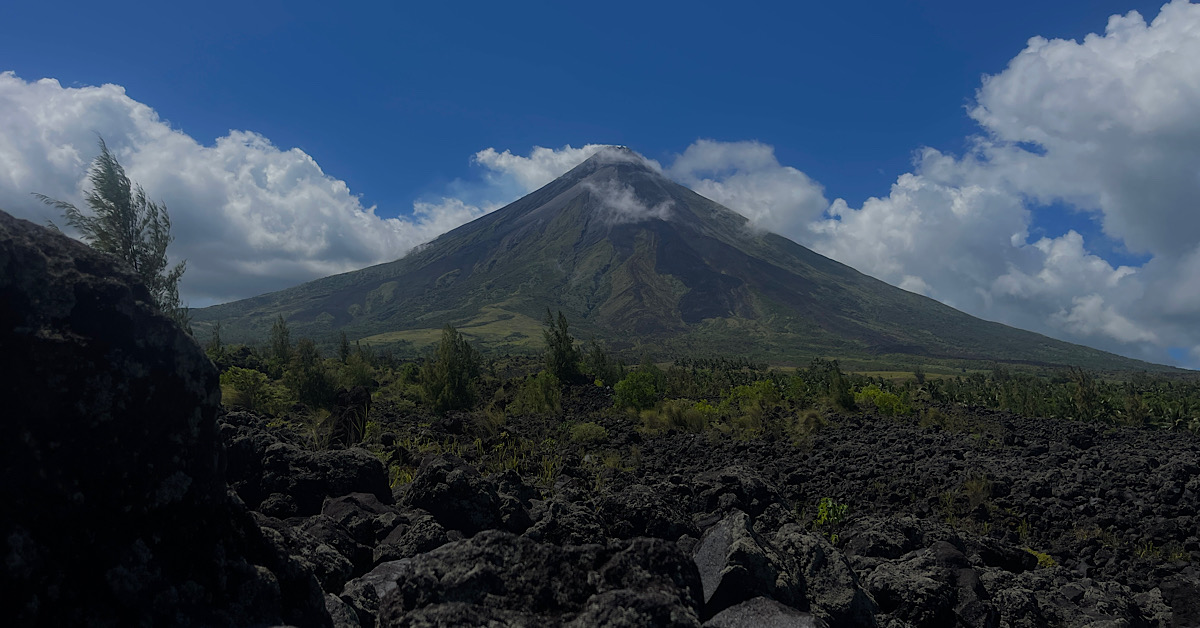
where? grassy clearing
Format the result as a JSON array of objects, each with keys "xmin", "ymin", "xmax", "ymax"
[{"xmin": 362, "ymin": 305, "xmax": 545, "ymax": 351}]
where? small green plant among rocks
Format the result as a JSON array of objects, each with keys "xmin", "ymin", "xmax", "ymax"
[
  {"xmin": 389, "ymin": 464, "xmax": 415, "ymax": 488},
  {"xmin": 569, "ymin": 422, "xmax": 609, "ymax": 444},
  {"xmin": 1025, "ymin": 548, "xmax": 1056, "ymax": 569},
  {"xmin": 813, "ymin": 497, "xmax": 849, "ymax": 544},
  {"xmin": 640, "ymin": 399, "xmax": 712, "ymax": 434}
]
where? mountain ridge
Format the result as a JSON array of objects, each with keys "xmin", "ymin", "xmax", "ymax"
[{"xmin": 193, "ymin": 147, "xmax": 1175, "ymax": 372}]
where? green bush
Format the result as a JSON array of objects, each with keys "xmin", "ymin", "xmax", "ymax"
[
  {"xmin": 788, "ymin": 408, "xmax": 827, "ymax": 444},
  {"xmin": 569, "ymin": 422, "xmax": 609, "ymax": 444},
  {"xmin": 830, "ymin": 368, "xmax": 855, "ymax": 410},
  {"xmin": 338, "ymin": 350, "xmax": 376, "ymax": 390},
  {"xmin": 641, "ymin": 399, "xmax": 713, "ymax": 434},
  {"xmin": 510, "ymin": 370, "xmax": 562, "ymax": 415},
  {"xmin": 614, "ymin": 370, "xmax": 658, "ymax": 410},
  {"xmin": 813, "ymin": 497, "xmax": 849, "ymax": 543},
  {"xmin": 582, "ymin": 337, "xmax": 620, "ymax": 386},
  {"xmin": 718, "ymin": 380, "xmax": 781, "ymax": 435},
  {"xmin": 285, "ymin": 338, "xmax": 338, "ymax": 409},
  {"xmin": 219, "ymin": 366, "xmax": 290, "ymax": 415},
  {"xmin": 783, "ymin": 375, "xmax": 815, "ymax": 408},
  {"xmin": 854, "ymin": 384, "xmax": 911, "ymax": 416}
]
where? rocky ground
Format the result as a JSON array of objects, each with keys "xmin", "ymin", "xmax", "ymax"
[
  {"xmin": 220, "ymin": 384, "xmax": 1200, "ymax": 627},
  {"xmin": 6, "ymin": 207, "xmax": 1199, "ymax": 627}
]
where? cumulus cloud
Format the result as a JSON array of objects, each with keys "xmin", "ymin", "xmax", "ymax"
[
  {"xmin": 0, "ymin": 72, "xmax": 496, "ymax": 306},
  {"xmin": 969, "ymin": 0, "xmax": 1200, "ymax": 259},
  {"xmin": 581, "ymin": 178, "xmax": 674, "ymax": 225},
  {"xmin": 668, "ymin": 140, "xmax": 828, "ymax": 238},
  {"xmin": 472, "ymin": 143, "xmax": 661, "ymax": 194},
  {"xmin": 473, "ymin": 144, "xmax": 608, "ymax": 193},
  {"xmin": 1053, "ymin": 294, "xmax": 1159, "ymax": 344}
]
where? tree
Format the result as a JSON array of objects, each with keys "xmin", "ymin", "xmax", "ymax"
[
  {"xmin": 285, "ymin": 338, "xmax": 337, "ymax": 409},
  {"xmin": 420, "ymin": 325, "xmax": 482, "ymax": 414},
  {"xmin": 338, "ymin": 331, "xmax": 351, "ymax": 364},
  {"xmin": 583, "ymin": 337, "xmax": 618, "ymax": 386},
  {"xmin": 206, "ymin": 320, "xmax": 229, "ymax": 368},
  {"xmin": 543, "ymin": 309, "xmax": 580, "ymax": 383},
  {"xmin": 37, "ymin": 138, "xmax": 188, "ymax": 328},
  {"xmin": 270, "ymin": 315, "xmax": 293, "ymax": 364}
]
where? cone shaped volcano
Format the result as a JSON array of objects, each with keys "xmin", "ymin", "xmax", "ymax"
[{"xmin": 193, "ymin": 147, "xmax": 1168, "ymax": 370}]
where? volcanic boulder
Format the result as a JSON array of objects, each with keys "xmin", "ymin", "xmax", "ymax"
[{"xmin": 0, "ymin": 210, "xmax": 327, "ymax": 626}]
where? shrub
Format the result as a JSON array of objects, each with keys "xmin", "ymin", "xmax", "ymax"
[
  {"xmin": 788, "ymin": 408, "xmax": 827, "ymax": 444},
  {"xmin": 299, "ymin": 408, "xmax": 334, "ymax": 451},
  {"xmin": 783, "ymin": 375, "xmax": 815, "ymax": 408},
  {"xmin": 962, "ymin": 473, "xmax": 993, "ymax": 511},
  {"xmin": 813, "ymin": 497, "xmax": 849, "ymax": 544},
  {"xmin": 420, "ymin": 325, "xmax": 482, "ymax": 414},
  {"xmin": 582, "ymin": 337, "xmax": 620, "ymax": 386},
  {"xmin": 338, "ymin": 350, "xmax": 376, "ymax": 390},
  {"xmin": 614, "ymin": 370, "xmax": 658, "ymax": 410},
  {"xmin": 1025, "ymin": 548, "xmax": 1056, "ymax": 569},
  {"xmin": 219, "ymin": 366, "xmax": 290, "ymax": 416},
  {"xmin": 723, "ymin": 381, "xmax": 780, "ymax": 411},
  {"xmin": 641, "ymin": 399, "xmax": 712, "ymax": 434},
  {"xmin": 854, "ymin": 384, "xmax": 911, "ymax": 416},
  {"xmin": 719, "ymin": 380, "xmax": 781, "ymax": 436},
  {"xmin": 829, "ymin": 368, "xmax": 855, "ymax": 410},
  {"xmin": 510, "ymin": 370, "xmax": 562, "ymax": 416},
  {"xmin": 285, "ymin": 338, "xmax": 338, "ymax": 409},
  {"xmin": 569, "ymin": 422, "xmax": 609, "ymax": 444}
]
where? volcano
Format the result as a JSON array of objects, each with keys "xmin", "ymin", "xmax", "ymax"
[{"xmin": 193, "ymin": 147, "xmax": 1164, "ymax": 370}]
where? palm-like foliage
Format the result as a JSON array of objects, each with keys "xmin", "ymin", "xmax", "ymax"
[{"xmin": 37, "ymin": 138, "xmax": 187, "ymax": 328}]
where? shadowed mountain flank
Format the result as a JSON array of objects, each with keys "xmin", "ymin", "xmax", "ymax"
[{"xmin": 193, "ymin": 147, "xmax": 1167, "ymax": 371}]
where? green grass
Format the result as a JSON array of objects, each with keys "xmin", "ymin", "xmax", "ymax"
[{"xmin": 362, "ymin": 305, "xmax": 545, "ymax": 351}]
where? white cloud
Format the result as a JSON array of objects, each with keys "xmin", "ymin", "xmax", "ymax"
[
  {"xmin": 1053, "ymin": 294, "xmax": 1158, "ymax": 344},
  {"xmin": 581, "ymin": 178, "xmax": 674, "ymax": 225},
  {"xmin": 810, "ymin": 149, "xmax": 1033, "ymax": 310},
  {"xmin": 668, "ymin": 139, "xmax": 828, "ymax": 238},
  {"xmin": 969, "ymin": 0, "xmax": 1200, "ymax": 259},
  {"xmin": 0, "ymin": 72, "xmax": 494, "ymax": 306},
  {"xmin": 472, "ymin": 144, "xmax": 662, "ymax": 194},
  {"xmin": 473, "ymin": 144, "xmax": 609, "ymax": 192}
]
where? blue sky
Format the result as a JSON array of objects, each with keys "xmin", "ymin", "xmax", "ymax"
[
  {"xmin": 1, "ymin": 1, "xmax": 1198, "ymax": 367},
  {"xmin": 0, "ymin": 0, "xmax": 1162, "ymax": 213}
]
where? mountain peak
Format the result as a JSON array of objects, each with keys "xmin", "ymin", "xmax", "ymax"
[{"xmin": 565, "ymin": 145, "xmax": 664, "ymax": 180}]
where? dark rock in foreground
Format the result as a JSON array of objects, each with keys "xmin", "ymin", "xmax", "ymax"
[
  {"xmin": 374, "ymin": 530, "xmax": 704, "ymax": 627},
  {"xmin": 221, "ymin": 409, "xmax": 393, "ymax": 517},
  {"xmin": 0, "ymin": 210, "xmax": 328, "ymax": 627}
]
